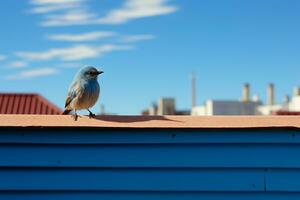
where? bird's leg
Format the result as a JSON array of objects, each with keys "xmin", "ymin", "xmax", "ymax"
[
  {"xmin": 72, "ymin": 109, "xmax": 78, "ymax": 121},
  {"xmin": 87, "ymin": 109, "xmax": 96, "ymax": 119}
]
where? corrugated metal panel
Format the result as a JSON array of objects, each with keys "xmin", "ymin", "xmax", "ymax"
[
  {"xmin": 1, "ymin": 143, "xmax": 300, "ymax": 168},
  {"xmin": 0, "ymin": 93, "xmax": 62, "ymax": 114},
  {"xmin": 3, "ymin": 192, "xmax": 300, "ymax": 200},
  {"xmin": 0, "ymin": 168, "xmax": 265, "ymax": 191},
  {"xmin": 0, "ymin": 127, "xmax": 300, "ymax": 199}
]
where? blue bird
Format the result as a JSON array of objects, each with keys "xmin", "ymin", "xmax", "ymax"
[{"xmin": 62, "ymin": 66, "xmax": 103, "ymax": 120}]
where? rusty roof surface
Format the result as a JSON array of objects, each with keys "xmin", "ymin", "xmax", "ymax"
[
  {"xmin": 0, "ymin": 93, "xmax": 62, "ymax": 115},
  {"xmin": 0, "ymin": 115, "xmax": 300, "ymax": 129}
]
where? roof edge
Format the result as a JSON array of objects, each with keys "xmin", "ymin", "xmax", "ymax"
[{"xmin": 0, "ymin": 115, "xmax": 300, "ymax": 129}]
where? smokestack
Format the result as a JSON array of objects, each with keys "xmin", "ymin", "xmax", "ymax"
[
  {"xmin": 100, "ymin": 104, "xmax": 105, "ymax": 115},
  {"xmin": 284, "ymin": 95, "xmax": 290, "ymax": 104},
  {"xmin": 242, "ymin": 83, "xmax": 250, "ymax": 102},
  {"xmin": 293, "ymin": 87, "xmax": 300, "ymax": 96},
  {"xmin": 191, "ymin": 73, "xmax": 196, "ymax": 108},
  {"xmin": 267, "ymin": 83, "xmax": 275, "ymax": 105}
]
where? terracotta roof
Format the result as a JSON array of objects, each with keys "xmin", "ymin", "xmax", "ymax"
[
  {"xmin": 0, "ymin": 115, "xmax": 300, "ymax": 129},
  {"xmin": 0, "ymin": 93, "xmax": 62, "ymax": 114}
]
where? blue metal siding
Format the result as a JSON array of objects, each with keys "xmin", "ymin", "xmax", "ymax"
[{"xmin": 0, "ymin": 128, "xmax": 299, "ymax": 199}]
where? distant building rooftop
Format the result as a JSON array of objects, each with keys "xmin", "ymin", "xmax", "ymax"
[{"xmin": 0, "ymin": 93, "xmax": 62, "ymax": 114}]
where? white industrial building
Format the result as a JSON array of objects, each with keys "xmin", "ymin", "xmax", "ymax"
[
  {"xmin": 192, "ymin": 100, "xmax": 261, "ymax": 116},
  {"xmin": 287, "ymin": 88, "xmax": 300, "ymax": 111},
  {"xmin": 142, "ymin": 98, "xmax": 190, "ymax": 115},
  {"xmin": 142, "ymin": 76, "xmax": 300, "ymax": 116},
  {"xmin": 192, "ymin": 83, "xmax": 300, "ymax": 116},
  {"xmin": 192, "ymin": 83, "xmax": 262, "ymax": 115},
  {"xmin": 257, "ymin": 87, "xmax": 300, "ymax": 115}
]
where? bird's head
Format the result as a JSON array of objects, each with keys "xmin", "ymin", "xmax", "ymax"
[{"xmin": 78, "ymin": 66, "xmax": 103, "ymax": 80}]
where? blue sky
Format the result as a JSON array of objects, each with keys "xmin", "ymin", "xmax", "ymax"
[{"xmin": 0, "ymin": 0, "xmax": 300, "ymax": 114}]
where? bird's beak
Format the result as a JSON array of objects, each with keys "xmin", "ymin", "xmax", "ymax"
[{"xmin": 97, "ymin": 71, "xmax": 104, "ymax": 75}]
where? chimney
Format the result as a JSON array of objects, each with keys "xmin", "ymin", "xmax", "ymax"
[
  {"xmin": 242, "ymin": 83, "xmax": 250, "ymax": 102},
  {"xmin": 284, "ymin": 95, "xmax": 290, "ymax": 104},
  {"xmin": 293, "ymin": 87, "xmax": 300, "ymax": 97},
  {"xmin": 191, "ymin": 73, "xmax": 196, "ymax": 108},
  {"xmin": 100, "ymin": 105, "xmax": 105, "ymax": 115},
  {"xmin": 267, "ymin": 83, "xmax": 275, "ymax": 105}
]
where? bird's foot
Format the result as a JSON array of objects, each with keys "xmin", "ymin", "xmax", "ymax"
[
  {"xmin": 88, "ymin": 112, "xmax": 96, "ymax": 119},
  {"xmin": 72, "ymin": 114, "xmax": 81, "ymax": 121}
]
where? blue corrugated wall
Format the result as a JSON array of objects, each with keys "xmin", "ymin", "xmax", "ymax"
[{"xmin": 1, "ymin": 127, "xmax": 300, "ymax": 199}]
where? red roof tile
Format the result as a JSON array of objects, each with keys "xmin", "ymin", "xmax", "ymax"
[{"xmin": 0, "ymin": 93, "xmax": 62, "ymax": 114}]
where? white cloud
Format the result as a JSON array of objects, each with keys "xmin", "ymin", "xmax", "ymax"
[
  {"xmin": 97, "ymin": 0, "xmax": 178, "ymax": 24},
  {"xmin": 29, "ymin": 0, "xmax": 93, "ymax": 26},
  {"xmin": 31, "ymin": 0, "xmax": 178, "ymax": 26},
  {"xmin": 31, "ymin": 0, "xmax": 84, "ymax": 5},
  {"xmin": 30, "ymin": 0, "xmax": 85, "ymax": 14},
  {"xmin": 47, "ymin": 31, "xmax": 116, "ymax": 42},
  {"xmin": 16, "ymin": 44, "xmax": 133, "ymax": 61},
  {"xmin": 41, "ymin": 9, "xmax": 97, "ymax": 26},
  {"xmin": 30, "ymin": 3, "xmax": 82, "ymax": 14},
  {"xmin": 7, "ymin": 61, "xmax": 28, "ymax": 68},
  {"xmin": 121, "ymin": 34, "xmax": 155, "ymax": 43},
  {"xmin": 6, "ymin": 67, "xmax": 58, "ymax": 80},
  {"xmin": 0, "ymin": 55, "xmax": 6, "ymax": 61}
]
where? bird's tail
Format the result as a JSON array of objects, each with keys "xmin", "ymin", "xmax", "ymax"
[{"xmin": 62, "ymin": 109, "xmax": 72, "ymax": 115}]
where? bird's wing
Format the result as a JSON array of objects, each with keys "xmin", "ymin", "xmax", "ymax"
[
  {"xmin": 64, "ymin": 96, "xmax": 73, "ymax": 108},
  {"xmin": 64, "ymin": 81, "xmax": 81, "ymax": 108}
]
